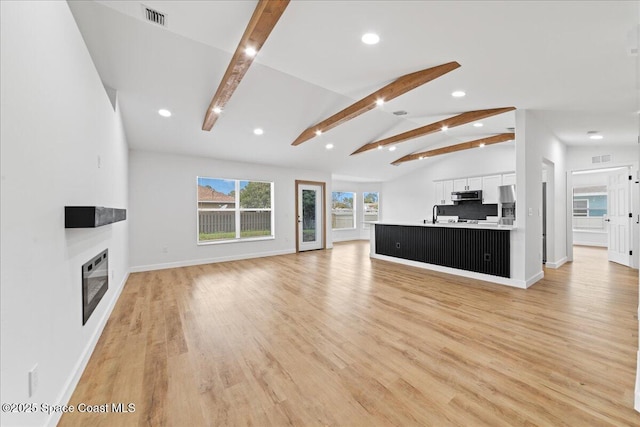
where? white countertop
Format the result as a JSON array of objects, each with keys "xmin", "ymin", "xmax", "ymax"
[{"xmin": 370, "ymin": 221, "xmax": 516, "ymax": 231}]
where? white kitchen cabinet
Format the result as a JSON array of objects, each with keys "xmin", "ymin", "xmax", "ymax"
[
  {"xmin": 434, "ymin": 180, "xmax": 454, "ymax": 205},
  {"xmin": 467, "ymin": 177, "xmax": 483, "ymax": 191},
  {"xmin": 453, "ymin": 177, "xmax": 482, "ymax": 191},
  {"xmin": 502, "ymin": 173, "xmax": 516, "ymax": 186},
  {"xmin": 482, "ymin": 174, "xmax": 502, "ymax": 204},
  {"xmin": 443, "ymin": 180, "xmax": 454, "ymax": 204},
  {"xmin": 453, "ymin": 178, "xmax": 467, "ymax": 192}
]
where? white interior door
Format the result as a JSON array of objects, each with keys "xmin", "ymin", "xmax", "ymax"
[
  {"xmin": 297, "ymin": 183, "xmax": 324, "ymax": 251},
  {"xmin": 607, "ymin": 168, "xmax": 631, "ymax": 266}
]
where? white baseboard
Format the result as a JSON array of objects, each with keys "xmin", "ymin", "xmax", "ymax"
[
  {"xmin": 525, "ymin": 271, "xmax": 544, "ymax": 288},
  {"xmin": 47, "ymin": 270, "xmax": 130, "ymax": 427},
  {"xmin": 370, "ymin": 253, "xmax": 528, "ymax": 288},
  {"xmin": 545, "ymin": 257, "xmax": 568, "ymax": 269},
  {"xmin": 332, "ymin": 237, "xmax": 370, "ymax": 243},
  {"xmin": 130, "ymin": 249, "xmax": 296, "ymax": 273}
]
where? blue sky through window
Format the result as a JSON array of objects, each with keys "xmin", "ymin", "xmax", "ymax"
[{"xmin": 198, "ymin": 177, "xmax": 248, "ymax": 195}]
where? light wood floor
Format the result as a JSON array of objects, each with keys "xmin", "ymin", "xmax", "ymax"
[{"xmin": 60, "ymin": 243, "xmax": 640, "ymax": 426}]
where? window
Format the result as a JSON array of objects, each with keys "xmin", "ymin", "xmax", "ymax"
[
  {"xmin": 363, "ymin": 192, "xmax": 379, "ymax": 229},
  {"xmin": 572, "ymin": 185, "xmax": 607, "ymax": 230},
  {"xmin": 197, "ymin": 177, "xmax": 273, "ymax": 243},
  {"xmin": 332, "ymin": 191, "xmax": 355, "ymax": 230}
]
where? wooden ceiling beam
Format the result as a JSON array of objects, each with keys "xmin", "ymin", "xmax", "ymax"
[
  {"xmin": 291, "ymin": 61, "xmax": 461, "ymax": 146},
  {"xmin": 351, "ymin": 107, "xmax": 516, "ymax": 155},
  {"xmin": 391, "ymin": 133, "xmax": 515, "ymax": 165},
  {"xmin": 202, "ymin": 0, "xmax": 290, "ymax": 131}
]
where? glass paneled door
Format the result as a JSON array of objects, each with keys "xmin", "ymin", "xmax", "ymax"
[{"xmin": 296, "ymin": 182, "xmax": 325, "ymax": 251}]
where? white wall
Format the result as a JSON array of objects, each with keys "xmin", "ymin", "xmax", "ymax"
[
  {"xmin": 0, "ymin": 2, "xmax": 129, "ymax": 426},
  {"xmin": 514, "ymin": 110, "xmax": 567, "ymax": 283},
  {"xmin": 381, "ymin": 143, "xmax": 516, "ymax": 223},
  {"xmin": 129, "ymin": 150, "xmax": 332, "ymax": 271},
  {"xmin": 331, "ymin": 180, "xmax": 382, "ymax": 242}
]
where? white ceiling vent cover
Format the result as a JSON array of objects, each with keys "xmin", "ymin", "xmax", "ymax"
[{"xmin": 142, "ymin": 4, "xmax": 167, "ymax": 27}]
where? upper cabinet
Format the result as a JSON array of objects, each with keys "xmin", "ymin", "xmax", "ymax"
[
  {"xmin": 453, "ymin": 177, "xmax": 482, "ymax": 191},
  {"xmin": 435, "ymin": 180, "xmax": 455, "ymax": 205},
  {"xmin": 502, "ymin": 173, "xmax": 516, "ymax": 186},
  {"xmin": 482, "ymin": 175, "xmax": 502, "ymax": 204},
  {"xmin": 435, "ymin": 171, "xmax": 515, "ymax": 205}
]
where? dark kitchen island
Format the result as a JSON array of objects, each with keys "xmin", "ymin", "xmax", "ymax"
[{"xmin": 370, "ymin": 222, "xmax": 517, "ymax": 286}]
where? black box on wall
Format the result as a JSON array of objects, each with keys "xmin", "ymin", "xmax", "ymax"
[{"xmin": 65, "ymin": 206, "xmax": 126, "ymax": 228}]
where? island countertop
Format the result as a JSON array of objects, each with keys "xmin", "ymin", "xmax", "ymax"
[{"xmin": 369, "ymin": 220, "xmax": 516, "ymax": 231}]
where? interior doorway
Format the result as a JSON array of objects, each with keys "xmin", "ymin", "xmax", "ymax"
[
  {"xmin": 570, "ymin": 166, "xmax": 633, "ymax": 267},
  {"xmin": 295, "ymin": 180, "xmax": 326, "ymax": 252}
]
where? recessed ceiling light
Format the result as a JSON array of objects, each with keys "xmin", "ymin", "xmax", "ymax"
[
  {"xmin": 212, "ymin": 107, "xmax": 222, "ymax": 114},
  {"xmin": 589, "ymin": 135, "xmax": 604, "ymax": 140},
  {"xmin": 377, "ymin": 145, "xmax": 383, "ymax": 150},
  {"xmin": 441, "ymin": 125, "xmax": 448, "ymax": 132},
  {"xmin": 325, "ymin": 143, "xmax": 334, "ymax": 150},
  {"xmin": 375, "ymin": 99, "xmax": 384, "ymax": 106},
  {"xmin": 451, "ymin": 91, "xmax": 466, "ymax": 98},
  {"xmin": 473, "ymin": 122, "xmax": 483, "ymax": 127},
  {"xmin": 361, "ymin": 33, "xmax": 380, "ymax": 45},
  {"xmin": 418, "ymin": 156, "xmax": 424, "ymax": 160},
  {"xmin": 389, "ymin": 146, "xmax": 396, "ymax": 152},
  {"xmin": 479, "ymin": 143, "xmax": 486, "ymax": 148},
  {"xmin": 315, "ymin": 130, "xmax": 322, "ymax": 136},
  {"xmin": 245, "ymin": 47, "xmax": 257, "ymax": 57},
  {"xmin": 253, "ymin": 128, "xmax": 264, "ymax": 135},
  {"xmin": 158, "ymin": 109, "xmax": 171, "ymax": 117}
]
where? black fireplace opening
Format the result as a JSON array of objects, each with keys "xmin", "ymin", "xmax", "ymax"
[{"xmin": 82, "ymin": 249, "xmax": 109, "ymax": 325}]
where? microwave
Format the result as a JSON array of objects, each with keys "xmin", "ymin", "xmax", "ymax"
[{"xmin": 451, "ymin": 190, "xmax": 482, "ymax": 201}]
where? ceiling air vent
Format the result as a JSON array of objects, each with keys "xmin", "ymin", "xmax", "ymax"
[
  {"xmin": 142, "ymin": 5, "xmax": 167, "ymax": 27},
  {"xmin": 393, "ymin": 110, "xmax": 408, "ymax": 116}
]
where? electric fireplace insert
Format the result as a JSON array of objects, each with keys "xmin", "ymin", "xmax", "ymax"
[{"xmin": 82, "ymin": 249, "xmax": 108, "ymax": 325}]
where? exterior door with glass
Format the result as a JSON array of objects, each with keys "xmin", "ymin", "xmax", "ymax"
[{"xmin": 296, "ymin": 182, "xmax": 324, "ymax": 252}]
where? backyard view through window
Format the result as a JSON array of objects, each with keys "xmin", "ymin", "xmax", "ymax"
[
  {"xmin": 332, "ymin": 192, "xmax": 355, "ymax": 230},
  {"xmin": 572, "ymin": 185, "xmax": 607, "ymax": 231},
  {"xmin": 363, "ymin": 192, "xmax": 379, "ymax": 228},
  {"xmin": 197, "ymin": 177, "xmax": 273, "ymax": 243}
]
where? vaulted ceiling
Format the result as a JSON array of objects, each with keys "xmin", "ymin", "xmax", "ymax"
[{"xmin": 69, "ymin": 0, "xmax": 638, "ymax": 182}]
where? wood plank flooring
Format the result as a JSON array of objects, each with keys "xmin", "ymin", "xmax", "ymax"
[{"xmin": 59, "ymin": 242, "xmax": 640, "ymax": 426}]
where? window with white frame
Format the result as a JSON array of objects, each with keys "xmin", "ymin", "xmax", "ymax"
[
  {"xmin": 572, "ymin": 185, "xmax": 607, "ymax": 230},
  {"xmin": 331, "ymin": 191, "xmax": 355, "ymax": 230},
  {"xmin": 363, "ymin": 192, "xmax": 379, "ymax": 228},
  {"xmin": 197, "ymin": 177, "xmax": 274, "ymax": 243}
]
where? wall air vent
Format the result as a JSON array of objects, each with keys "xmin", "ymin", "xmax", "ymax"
[
  {"xmin": 591, "ymin": 155, "xmax": 612, "ymax": 164},
  {"xmin": 142, "ymin": 5, "xmax": 167, "ymax": 27}
]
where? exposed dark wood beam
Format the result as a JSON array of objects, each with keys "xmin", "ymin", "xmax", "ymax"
[
  {"xmin": 391, "ymin": 133, "xmax": 515, "ymax": 165},
  {"xmin": 352, "ymin": 107, "xmax": 516, "ymax": 155},
  {"xmin": 202, "ymin": 0, "xmax": 290, "ymax": 131},
  {"xmin": 291, "ymin": 62, "xmax": 461, "ymax": 146}
]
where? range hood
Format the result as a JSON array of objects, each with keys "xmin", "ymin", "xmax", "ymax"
[{"xmin": 498, "ymin": 185, "xmax": 516, "ymax": 203}]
